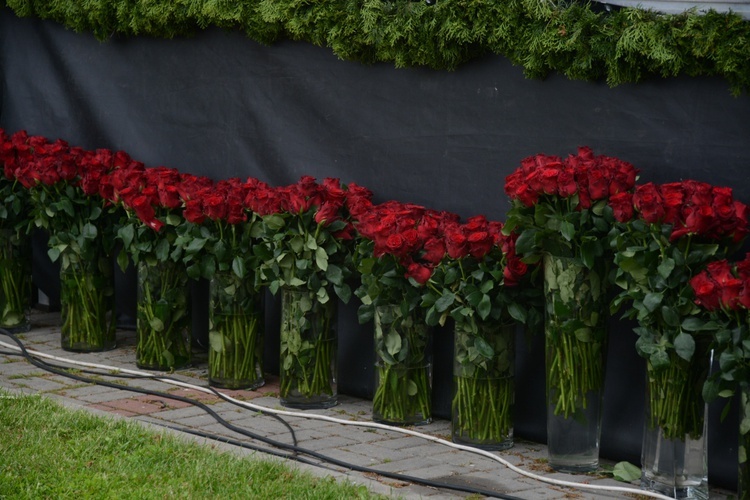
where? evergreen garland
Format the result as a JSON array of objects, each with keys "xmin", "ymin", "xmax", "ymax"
[{"xmin": 2, "ymin": 0, "xmax": 748, "ymax": 94}]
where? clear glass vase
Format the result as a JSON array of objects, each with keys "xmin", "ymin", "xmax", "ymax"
[
  {"xmin": 208, "ymin": 271, "xmax": 264, "ymax": 390},
  {"xmin": 740, "ymin": 382, "xmax": 750, "ymax": 500},
  {"xmin": 0, "ymin": 229, "xmax": 32, "ymax": 333},
  {"xmin": 641, "ymin": 350, "xmax": 709, "ymax": 500},
  {"xmin": 543, "ymin": 253, "xmax": 607, "ymax": 472},
  {"xmin": 452, "ymin": 317, "xmax": 515, "ymax": 450},
  {"xmin": 373, "ymin": 304, "xmax": 432, "ymax": 426},
  {"xmin": 136, "ymin": 260, "xmax": 191, "ymax": 370},
  {"xmin": 279, "ymin": 286, "xmax": 337, "ymax": 409},
  {"xmin": 59, "ymin": 251, "xmax": 116, "ymax": 352}
]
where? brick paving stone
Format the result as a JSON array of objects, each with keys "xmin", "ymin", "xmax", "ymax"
[
  {"xmin": 98, "ymin": 397, "xmax": 167, "ymax": 415},
  {"xmin": 0, "ymin": 360, "xmax": 41, "ymax": 377},
  {"xmin": 228, "ymin": 414, "xmax": 299, "ymax": 438},
  {"xmin": 131, "ymin": 394, "xmax": 194, "ymax": 411},
  {"xmin": 342, "ymin": 442, "xmax": 416, "ymax": 463},
  {"xmin": 146, "ymin": 404, "xmax": 207, "ymax": 421},
  {"xmin": 166, "ymin": 387, "xmax": 222, "ymax": 404},
  {"xmin": 313, "ymin": 447, "xmax": 382, "ymax": 468},
  {"xmin": 296, "ymin": 434, "xmax": 362, "ymax": 453},
  {"xmin": 86, "ymin": 403, "xmax": 139, "ymax": 418},
  {"xmin": 73, "ymin": 387, "xmax": 141, "ymax": 403},
  {"xmin": 10, "ymin": 376, "xmax": 70, "ymax": 393}
]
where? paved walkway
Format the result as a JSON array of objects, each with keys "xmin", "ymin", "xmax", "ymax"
[{"xmin": 0, "ymin": 310, "xmax": 734, "ymax": 499}]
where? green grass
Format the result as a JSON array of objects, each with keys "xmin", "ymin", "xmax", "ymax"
[{"xmin": 0, "ymin": 389, "xmax": 386, "ymax": 499}]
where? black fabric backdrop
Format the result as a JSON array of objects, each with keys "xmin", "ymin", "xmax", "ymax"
[{"xmin": 2, "ymin": 6, "xmax": 749, "ymax": 488}]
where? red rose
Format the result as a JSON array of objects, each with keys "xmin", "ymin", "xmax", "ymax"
[
  {"xmin": 422, "ymin": 237, "xmax": 446, "ymax": 264},
  {"xmin": 659, "ymin": 183, "xmax": 684, "ymax": 225},
  {"xmin": 405, "ymin": 261, "xmax": 432, "ymax": 285},
  {"xmin": 540, "ymin": 168, "xmax": 560, "ymax": 195},
  {"xmin": 503, "ymin": 253, "xmax": 528, "ymax": 286},
  {"xmin": 80, "ymin": 169, "xmax": 102, "ymax": 196},
  {"xmin": 720, "ymin": 277, "xmax": 743, "ymax": 309},
  {"xmin": 332, "ymin": 222, "xmax": 355, "ymax": 241},
  {"xmin": 158, "ymin": 184, "xmax": 182, "ymax": 209},
  {"xmin": 683, "ymin": 205, "xmax": 715, "ymax": 237},
  {"xmin": 586, "ymin": 168, "xmax": 610, "ymax": 200},
  {"xmin": 514, "ymin": 184, "xmax": 540, "ymax": 207},
  {"xmin": 183, "ymin": 199, "xmax": 205, "ymax": 224},
  {"xmin": 609, "ymin": 160, "xmax": 638, "ymax": 195},
  {"xmin": 226, "ymin": 197, "xmax": 246, "ymax": 225},
  {"xmin": 467, "ymin": 231, "xmax": 493, "ymax": 259},
  {"xmin": 204, "ymin": 195, "xmax": 227, "ymax": 221},
  {"xmin": 130, "ymin": 195, "xmax": 164, "ymax": 231},
  {"xmin": 504, "ymin": 170, "xmax": 523, "ymax": 199},
  {"xmin": 314, "ymin": 202, "xmax": 340, "ymax": 225},
  {"xmin": 608, "ymin": 192, "xmax": 634, "ymax": 223},
  {"xmin": 706, "ymin": 260, "xmax": 735, "ymax": 285},
  {"xmin": 736, "ymin": 254, "xmax": 750, "ymax": 281},
  {"xmin": 633, "ymin": 183, "xmax": 664, "ymax": 224},
  {"xmin": 385, "ymin": 234, "xmax": 406, "ymax": 256},
  {"xmin": 685, "ymin": 180, "xmax": 712, "ymax": 207},
  {"xmin": 464, "ymin": 215, "xmax": 487, "ymax": 232},
  {"xmin": 399, "ymin": 229, "xmax": 419, "ymax": 252},
  {"xmin": 739, "ymin": 281, "xmax": 750, "ymax": 310},
  {"xmin": 557, "ymin": 168, "xmax": 577, "ymax": 197},
  {"xmin": 690, "ymin": 273, "xmax": 720, "ymax": 311},
  {"xmin": 524, "ymin": 169, "xmax": 544, "ymax": 194},
  {"xmin": 141, "ymin": 186, "xmax": 159, "ymax": 206},
  {"xmin": 489, "ymin": 221, "xmax": 504, "ymax": 245},
  {"xmin": 444, "ymin": 226, "xmax": 468, "ymax": 259}
]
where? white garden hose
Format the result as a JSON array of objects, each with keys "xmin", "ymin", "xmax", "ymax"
[{"xmin": 0, "ymin": 338, "xmax": 675, "ymax": 500}]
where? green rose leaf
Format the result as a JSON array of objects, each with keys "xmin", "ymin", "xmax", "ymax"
[
  {"xmin": 657, "ymin": 258, "xmax": 675, "ymax": 279},
  {"xmin": 612, "ymin": 461, "xmax": 641, "ymax": 483},
  {"xmin": 477, "ymin": 294, "xmax": 492, "ymax": 320},
  {"xmin": 385, "ymin": 330, "xmax": 402, "ymax": 357},
  {"xmin": 209, "ymin": 331, "xmax": 226, "ymax": 353},
  {"xmin": 474, "ymin": 336, "xmax": 494, "ymax": 359},
  {"xmin": 649, "ymin": 349, "xmax": 670, "ymax": 370},
  {"xmin": 407, "ymin": 380, "xmax": 418, "ymax": 397},
  {"xmin": 231, "ymin": 256, "xmax": 246, "ymax": 279},
  {"xmin": 81, "ymin": 222, "xmax": 97, "ymax": 240},
  {"xmin": 118, "ymin": 224, "xmax": 135, "ymax": 249},
  {"xmin": 560, "ymin": 221, "xmax": 575, "ymax": 242},
  {"xmin": 315, "ymin": 246, "xmax": 328, "ymax": 271},
  {"xmin": 674, "ymin": 332, "xmax": 696, "ymax": 361},
  {"xmin": 435, "ymin": 291, "xmax": 455, "ymax": 313},
  {"xmin": 661, "ymin": 305, "xmax": 680, "ymax": 328},
  {"xmin": 643, "ymin": 292, "xmax": 663, "ymax": 312}
]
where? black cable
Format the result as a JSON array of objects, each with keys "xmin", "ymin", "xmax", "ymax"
[
  {"xmin": 0, "ymin": 347, "xmax": 301, "ymax": 449},
  {"xmin": 0, "ymin": 331, "xmax": 300, "ymax": 449},
  {"xmin": 1, "ymin": 330, "xmax": 525, "ymax": 500}
]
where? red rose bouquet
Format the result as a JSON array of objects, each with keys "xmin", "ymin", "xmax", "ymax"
[
  {"xmin": 503, "ymin": 147, "xmax": 638, "ymax": 471},
  {"xmin": 691, "ymin": 255, "xmax": 750, "ymax": 499},
  {"xmin": 503, "ymin": 146, "xmax": 637, "ymax": 267},
  {"xmin": 353, "ymin": 199, "xmax": 457, "ymax": 425},
  {"xmin": 257, "ymin": 176, "xmax": 363, "ymax": 408},
  {"xmin": 181, "ymin": 176, "xmax": 267, "ymax": 389},
  {"xmin": 107, "ymin": 163, "xmax": 214, "ymax": 370},
  {"xmin": 609, "ymin": 180, "xmax": 749, "ymax": 437},
  {"xmin": 0, "ymin": 129, "xmax": 34, "ymax": 331},
  {"xmin": 422, "ymin": 215, "xmax": 542, "ymax": 448},
  {"xmin": 4, "ymin": 130, "xmax": 121, "ymax": 351},
  {"xmin": 610, "ymin": 179, "xmax": 748, "ymax": 496}
]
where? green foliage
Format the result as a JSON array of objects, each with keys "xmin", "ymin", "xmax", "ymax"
[
  {"xmin": 259, "ymin": 210, "xmax": 352, "ymax": 304},
  {"xmin": 610, "ymin": 219, "xmax": 733, "ymax": 367},
  {"xmin": 3, "ymin": 0, "xmax": 749, "ymax": 93}
]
